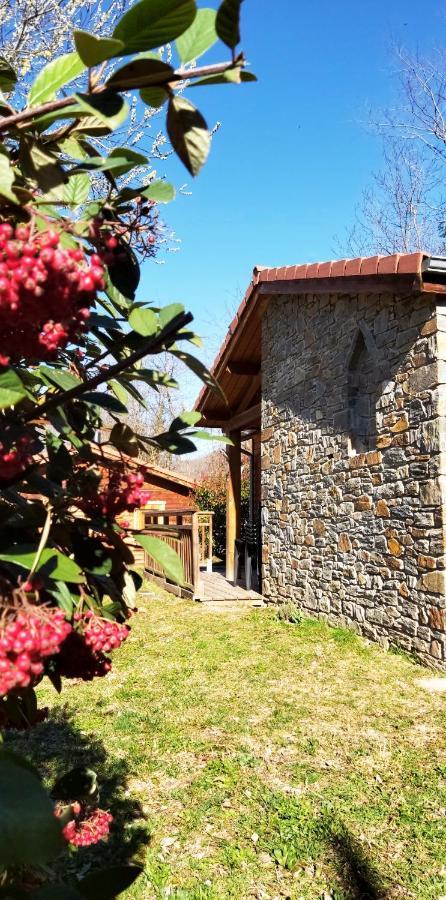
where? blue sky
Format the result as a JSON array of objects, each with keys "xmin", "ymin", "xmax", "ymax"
[{"xmin": 138, "ymin": 0, "xmax": 445, "ymax": 407}]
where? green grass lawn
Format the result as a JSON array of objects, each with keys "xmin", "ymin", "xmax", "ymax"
[{"xmin": 8, "ymin": 591, "xmax": 446, "ymax": 899}]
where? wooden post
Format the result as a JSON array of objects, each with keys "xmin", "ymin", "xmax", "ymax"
[
  {"xmin": 192, "ymin": 511, "xmax": 200, "ymax": 595},
  {"xmin": 208, "ymin": 512, "xmax": 213, "ymax": 573},
  {"xmin": 226, "ymin": 429, "xmax": 241, "ymax": 581}
]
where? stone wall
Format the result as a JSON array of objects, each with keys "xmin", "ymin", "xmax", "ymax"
[{"xmin": 261, "ymin": 289, "xmax": 446, "ymax": 667}]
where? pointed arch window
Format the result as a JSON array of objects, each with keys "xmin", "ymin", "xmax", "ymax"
[{"xmin": 348, "ymin": 328, "xmax": 378, "ymax": 453}]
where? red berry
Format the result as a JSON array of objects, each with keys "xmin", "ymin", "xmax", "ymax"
[
  {"xmin": 0, "ymin": 609, "xmax": 71, "ymax": 697},
  {"xmin": 0, "ymin": 224, "xmax": 105, "ymax": 362}
]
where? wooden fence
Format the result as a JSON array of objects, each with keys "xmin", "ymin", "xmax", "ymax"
[{"xmin": 142, "ymin": 508, "xmax": 213, "ymax": 596}]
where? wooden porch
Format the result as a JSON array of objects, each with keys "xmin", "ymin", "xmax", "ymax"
[
  {"xmin": 196, "ymin": 568, "xmax": 263, "ymax": 603},
  {"xmin": 138, "ymin": 504, "xmax": 263, "ymax": 603}
]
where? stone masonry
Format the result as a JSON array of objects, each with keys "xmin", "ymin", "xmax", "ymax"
[{"xmin": 261, "ymin": 288, "xmax": 446, "ymax": 667}]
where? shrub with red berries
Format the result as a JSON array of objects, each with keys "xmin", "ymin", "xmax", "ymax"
[
  {"xmin": 0, "ymin": 428, "xmax": 35, "ymax": 484},
  {"xmin": 62, "ymin": 807, "xmax": 113, "ymax": 848},
  {"xmin": 54, "ymin": 613, "xmax": 129, "ymax": 682},
  {"xmin": 55, "ymin": 630, "xmax": 112, "ymax": 681},
  {"xmin": 0, "ymin": 608, "xmax": 71, "ymax": 696},
  {"xmin": 82, "ymin": 611, "xmax": 129, "ymax": 654},
  {"xmin": 79, "ymin": 470, "xmax": 148, "ymax": 520},
  {"xmin": 0, "ymin": 2, "xmax": 251, "ymax": 891},
  {"xmin": 0, "ymin": 223, "xmax": 104, "ymax": 362}
]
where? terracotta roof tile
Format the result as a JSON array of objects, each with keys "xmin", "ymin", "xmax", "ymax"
[
  {"xmin": 330, "ymin": 259, "xmax": 347, "ymax": 277},
  {"xmin": 316, "ymin": 261, "xmax": 332, "ymax": 278},
  {"xmin": 397, "ymin": 252, "xmax": 424, "ymax": 274},
  {"xmin": 304, "ymin": 262, "xmax": 319, "ymax": 278},
  {"xmin": 377, "ymin": 253, "xmax": 400, "ymax": 275},
  {"xmin": 360, "ymin": 255, "xmax": 380, "ymax": 276},
  {"xmin": 344, "ymin": 257, "xmax": 362, "ymax": 276}
]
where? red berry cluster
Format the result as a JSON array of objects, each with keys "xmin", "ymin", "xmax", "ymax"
[
  {"xmin": 0, "ymin": 608, "xmax": 72, "ymax": 696},
  {"xmin": 0, "ymin": 432, "xmax": 33, "ymax": 484},
  {"xmin": 82, "ymin": 611, "xmax": 129, "ymax": 654},
  {"xmin": 62, "ymin": 807, "xmax": 113, "ymax": 847},
  {"xmin": 55, "ymin": 630, "xmax": 112, "ymax": 681},
  {"xmin": 0, "ymin": 223, "xmax": 105, "ymax": 362},
  {"xmin": 80, "ymin": 470, "xmax": 148, "ymax": 519}
]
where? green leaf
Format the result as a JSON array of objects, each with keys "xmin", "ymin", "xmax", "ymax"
[
  {"xmin": 140, "ymin": 86, "xmax": 169, "ymax": 108},
  {"xmin": 110, "ymin": 379, "xmax": 128, "ymax": 405},
  {"xmin": 29, "ymin": 52, "xmax": 86, "ymax": 106},
  {"xmin": 64, "ymin": 172, "xmax": 90, "ymax": 206},
  {"xmin": 134, "ymin": 534, "xmax": 185, "ymax": 585},
  {"xmin": 107, "ymin": 243, "xmax": 140, "ymax": 300},
  {"xmin": 109, "ymin": 423, "xmax": 139, "ymax": 455},
  {"xmin": 216, "ymin": 0, "xmax": 244, "ymax": 50},
  {"xmin": 104, "ymin": 147, "xmax": 147, "ymax": 178},
  {"xmin": 0, "ymin": 369, "xmax": 26, "ymax": 409},
  {"xmin": 113, "ymin": 0, "xmax": 197, "ymax": 55},
  {"xmin": 152, "ymin": 431, "xmax": 196, "ymax": 454},
  {"xmin": 0, "ymin": 57, "xmax": 17, "ymax": 92},
  {"xmin": 107, "ymin": 58, "xmax": 174, "ymax": 91},
  {"xmin": 0, "ymin": 750, "xmax": 63, "ymax": 867},
  {"xmin": 75, "ymin": 92, "xmax": 129, "ymax": 131},
  {"xmin": 78, "ymin": 866, "xmax": 143, "ymax": 899},
  {"xmin": 129, "ymin": 306, "xmax": 158, "ymax": 336},
  {"xmin": 60, "ymin": 137, "xmax": 87, "ymax": 159},
  {"xmin": 40, "ymin": 367, "xmax": 82, "ymax": 391},
  {"xmin": 32, "ymin": 103, "xmax": 86, "ymax": 132},
  {"xmin": 143, "ymin": 180, "xmax": 175, "ymax": 202},
  {"xmin": 21, "ymin": 142, "xmax": 67, "ymax": 199},
  {"xmin": 190, "ymin": 68, "xmax": 256, "ymax": 87},
  {"xmin": 169, "ymin": 410, "xmax": 201, "ymax": 430},
  {"xmin": 166, "ymin": 96, "xmax": 209, "ymax": 176},
  {"xmin": 159, "ymin": 302, "xmax": 185, "ymax": 328},
  {"xmin": 176, "ymin": 8, "xmax": 217, "ymax": 63},
  {"xmin": 72, "ymin": 115, "xmax": 115, "ymax": 136},
  {"xmin": 171, "ymin": 347, "xmax": 225, "ymax": 398},
  {"xmin": 74, "ymin": 30, "xmax": 125, "ymax": 66},
  {"xmin": 105, "ymin": 275, "xmax": 133, "ymax": 310},
  {"xmin": 0, "ymin": 154, "xmax": 18, "ymax": 204},
  {"xmin": 51, "ymin": 581, "xmax": 74, "ymax": 617},
  {"xmin": 191, "ymin": 429, "xmax": 232, "ymax": 443},
  {"xmin": 73, "ymin": 148, "xmax": 146, "ymax": 177},
  {"xmin": 82, "ymin": 391, "xmax": 128, "ymax": 413},
  {"xmin": 0, "ymin": 547, "xmax": 85, "ymax": 583}
]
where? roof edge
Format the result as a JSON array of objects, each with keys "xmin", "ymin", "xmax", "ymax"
[{"xmin": 195, "ymin": 251, "xmax": 444, "ymax": 414}]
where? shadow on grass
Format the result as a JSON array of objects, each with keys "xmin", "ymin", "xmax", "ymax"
[
  {"xmin": 330, "ymin": 827, "xmax": 387, "ymax": 899},
  {"xmin": 4, "ymin": 704, "xmax": 150, "ymax": 876}
]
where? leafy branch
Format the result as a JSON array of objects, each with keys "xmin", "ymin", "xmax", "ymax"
[
  {"xmin": 0, "ymin": 59, "xmax": 245, "ymax": 134},
  {"xmin": 21, "ymin": 311, "xmax": 193, "ymax": 422}
]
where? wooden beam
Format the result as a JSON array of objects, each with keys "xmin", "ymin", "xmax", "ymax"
[
  {"xmin": 200, "ymin": 401, "xmax": 261, "ymax": 431},
  {"xmin": 226, "ymin": 429, "xmax": 241, "ymax": 581},
  {"xmin": 226, "ymin": 360, "xmax": 261, "ymax": 376},
  {"xmin": 258, "ymin": 273, "xmax": 419, "ymax": 298},
  {"xmin": 227, "ymin": 402, "xmax": 261, "ymax": 432}
]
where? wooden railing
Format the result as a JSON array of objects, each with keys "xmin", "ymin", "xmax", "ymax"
[
  {"xmin": 197, "ymin": 511, "xmax": 213, "ymax": 573},
  {"xmin": 142, "ymin": 508, "xmax": 213, "ymax": 596}
]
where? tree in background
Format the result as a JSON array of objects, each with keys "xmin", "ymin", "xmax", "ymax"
[
  {"xmin": 195, "ymin": 449, "xmax": 249, "ymax": 559},
  {"xmin": 342, "ymin": 45, "xmax": 446, "ymax": 256},
  {"xmin": 0, "ymin": 1, "xmax": 255, "ymax": 895}
]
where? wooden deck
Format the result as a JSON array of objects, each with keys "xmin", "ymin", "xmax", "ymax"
[{"xmin": 196, "ymin": 570, "xmax": 264, "ymax": 603}]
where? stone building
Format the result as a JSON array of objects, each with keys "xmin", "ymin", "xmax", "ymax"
[{"xmin": 195, "ymin": 252, "xmax": 446, "ymax": 667}]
